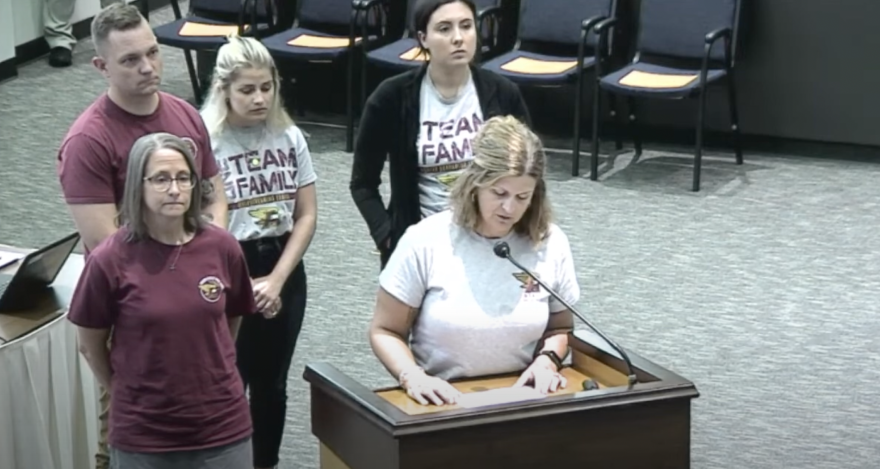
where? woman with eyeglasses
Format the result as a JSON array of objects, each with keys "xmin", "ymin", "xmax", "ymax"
[
  {"xmin": 199, "ymin": 35, "xmax": 317, "ymax": 469},
  {"xmin": 351, "ymin": 0, "xmax": 531, "ymax": 269},
  {"xmin": 68, "ymin": 132, "xmax": 263, "ymax": 468}
]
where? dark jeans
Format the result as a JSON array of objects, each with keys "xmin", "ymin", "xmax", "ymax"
[{"xmin": 236, "ymin": 233, "xmax": 307, "ymax": 468}]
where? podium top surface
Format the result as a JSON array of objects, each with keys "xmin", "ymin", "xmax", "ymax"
[{"xmin": 304, "ymin": 330, "xmax": 699, "ymax": 435}]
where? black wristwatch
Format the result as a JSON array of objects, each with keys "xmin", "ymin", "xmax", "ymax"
[{"xmin": 537, "ymin": 350, "xmax": 563, "ymax": 371}]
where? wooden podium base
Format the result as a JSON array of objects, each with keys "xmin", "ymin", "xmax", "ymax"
[{"xmin": 321, "ymin": 444, "xmax": 350, "ymax": 469}]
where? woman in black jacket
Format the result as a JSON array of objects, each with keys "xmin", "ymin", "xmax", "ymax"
[{"xmin": 350, "ymin": 0, "xmax": 531, "ymax": 267}]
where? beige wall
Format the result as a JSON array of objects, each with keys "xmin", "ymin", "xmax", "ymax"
[{"xmin": 0, "ymin": 0, "xmax": 15, "ymax": 64}]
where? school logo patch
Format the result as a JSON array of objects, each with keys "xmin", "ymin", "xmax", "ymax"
[
  {"xmin": 513, "ymin": 272, "xmax": 541, "ymax": 294},
  {"xmin": 437, "ymin": 172, "xmax": 461, "ymax": 189},
  {"xmin": 198, "ymin": 276, "xmax": 224, "ymax": 303},
  {"xmin": 249, "ymin": 207, "xmax": 282, "ymax": 229}
]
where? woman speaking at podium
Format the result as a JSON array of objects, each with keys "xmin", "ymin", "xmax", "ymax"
[{"xmin": 368, "ymin": 116, "xmax": 580, "ymax": 406}]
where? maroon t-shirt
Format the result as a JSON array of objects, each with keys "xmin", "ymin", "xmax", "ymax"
[
  {"xmin": 67, "ymin": 224, "xmax": 258, "ymax": 452},
  {"xmin": 57, "ymin": 91, "xmax": 219, "ymax": 206}
]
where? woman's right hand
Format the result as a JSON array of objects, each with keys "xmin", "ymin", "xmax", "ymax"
[{"xmin": 400, "ymin": 368, "xmax": 462, "ymax": 406}]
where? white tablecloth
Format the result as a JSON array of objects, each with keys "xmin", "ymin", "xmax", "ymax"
[{"xmin": 0, "ymin": 316, "xmax": 100, "ymax": 469}]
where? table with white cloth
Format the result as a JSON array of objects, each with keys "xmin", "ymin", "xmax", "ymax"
[{"xmin": 0, "ymin": 246, "xmax": 100, "ymax": 469}]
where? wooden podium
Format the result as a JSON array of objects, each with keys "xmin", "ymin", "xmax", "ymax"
[{"xmin": 304, "ymin": 330, "xmax": 699, "ymax": 469}]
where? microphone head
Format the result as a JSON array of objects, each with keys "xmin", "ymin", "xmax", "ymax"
[
  {"xmin": 582, "ymin": 379, "xmax": 600, "ymax": 391},
  {"xmin": 493, "ymin": 241, "xmax": 510, "ymax": 259}
]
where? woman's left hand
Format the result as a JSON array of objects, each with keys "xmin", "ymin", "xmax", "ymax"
[
  {"xmin": 514, "ymin": 355, "xmax": 567, "ymax": 395},
  {"xmin": 252, "ymin": 276, "xmax": 283, "ymax": 316}
]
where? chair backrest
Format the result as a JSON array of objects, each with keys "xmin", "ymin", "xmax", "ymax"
[
  {"xmin": 518, "ymin": 0, "xmax": 613, "ymax": 48},
  {"xmin": 298, "ymin": 0, "xmax": 355, "ymax": 27},
  {"xmin": 637, "ymin": 0, "xmax": 739, "ymax": 61},
  {"xmin": 190, "ymin": 0, "xmax": 271, "ymax": 19}
]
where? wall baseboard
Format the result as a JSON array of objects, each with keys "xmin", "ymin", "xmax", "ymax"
[
  {"xmin": 0, "ymin": 58, "xmax": 17, "ymax": 83},
  {"xmin": 14, "ymin": 0, "xmax": 172, "ymax": 66}
]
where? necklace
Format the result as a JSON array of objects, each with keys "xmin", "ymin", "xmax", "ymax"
[
  {"xmin": 151, "ymin": 236, "xmax": 188, "ymax": 271},
  {"xmin": 168, "ymin": 242, "xmax": 183, "ymax": 271},
  {"xmin": 228, "ymin": 124, "xmax": 268, "ymax": 168}
]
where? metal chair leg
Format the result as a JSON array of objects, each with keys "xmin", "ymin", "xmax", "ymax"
[
  {"xmin": 693, "ymin": 86, "xmax": 708, "ymax": 192},
  {"xmin": 346, "ymin": 54, "xmax": 355, "ymax": 153},
  {"xmin": 608, "ymin": 94, "xmax": 622, "ymax": 151},
  {"xmin": 183, "ymin": 49, "xmax": 202, "ymax": 105},
  {"xmin": 727, "ymin": 78, "xmax": 743, "ymax": 165},
  {"xmin": 627, "ymin": 97, "xmax": 642, "ymax": 158},
  {"xmin": 572, "ymin": 69, "xmax": 585, "ymax": 176},
  {"xmin": 589, "ymin": 77, "xmax": 602, "ymax": 181}
]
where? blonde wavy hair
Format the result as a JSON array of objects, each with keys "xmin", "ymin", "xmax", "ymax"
[
  {"xmin": 200, "ymin": 34, "xmax": 293, "ymax": 138},
  {"xmin": 449, "ymin": 115, "xmax": 552, "ymax": 245}
]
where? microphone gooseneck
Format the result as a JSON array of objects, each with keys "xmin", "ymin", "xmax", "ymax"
[{"xmin": 493, "ymin": 241, "xmax": 638, "ymax": 387}]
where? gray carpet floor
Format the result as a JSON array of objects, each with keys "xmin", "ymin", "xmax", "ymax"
[{"xmin": 1, "ymin": 4, "xmax": 879, "ymax": 468}]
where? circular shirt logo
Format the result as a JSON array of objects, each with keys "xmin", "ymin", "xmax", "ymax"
[{"xmin": 198, "ymin": 276, "xmax": 224, "ymax": 303}]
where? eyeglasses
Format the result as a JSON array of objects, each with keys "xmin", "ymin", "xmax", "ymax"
[{"xmin": 144, "ymin": 174, "xmax": 194, "ymax": 192}]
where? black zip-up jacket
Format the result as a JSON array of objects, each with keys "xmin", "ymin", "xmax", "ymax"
[{"xmin": 349, "ymin": 64, "xmax": 531, "ymax": 261}]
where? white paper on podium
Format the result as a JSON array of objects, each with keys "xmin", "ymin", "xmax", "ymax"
[
  {"xmin": 0, "ymin": 251, "xmax": 24, "ymax": 270},
  {"xmin": 457, "ymin": 387, "xmax": 546, "ymax": 409}
]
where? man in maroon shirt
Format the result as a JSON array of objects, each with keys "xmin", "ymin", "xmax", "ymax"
[
  {"xmin": 58, "ymin": 3, "xmax": 227, "ymax": 254},
  {"xmin": 55, "ymin": 4, "xmax": 227, "ymax": 468}
]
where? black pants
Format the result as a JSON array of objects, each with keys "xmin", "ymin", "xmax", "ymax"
[{"xmin": 236, "ymin": 234, "xmax": 307, "ymax": 468}]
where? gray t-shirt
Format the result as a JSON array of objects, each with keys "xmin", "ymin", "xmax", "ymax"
[
  {"xmin": 210, "ymin": 123, "xmax": 317, "ymax": 241},
  {"xmin": 380, "ymin": 210, "xmax": 581, "ymax": 380},
  {"xmin": 416, "ymin": 74, "xmax": 484, "ymax": 218}
]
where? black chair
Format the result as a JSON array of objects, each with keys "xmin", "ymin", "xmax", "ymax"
[
  {"xmin": 153, "ymin": 0, "xmax": 279, "ymax": 104},
  {"xmin": 590, "ymin": 0, "xmax": 743, "ymax": 192},
  {"xmin": 261, "ymin": 0, "xmax": 395, "ymax": 152},
  {"xmin": 480, "ymin": 0, "xmax": 618, "ymax": 175}
]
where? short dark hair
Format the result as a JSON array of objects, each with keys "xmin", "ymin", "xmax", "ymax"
[
  {"xmin": 413, "ymin": 0, "xmax": 477, "ymax": 35},
  {"xmin": 412, "ymin": 0, "xmax": 478, "ymax": 58},
  {"xmin": 91, "ymin": 2, "xmax": 146, "ymax": 54}
]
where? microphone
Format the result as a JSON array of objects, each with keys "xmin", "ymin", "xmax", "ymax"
[{"xmin": 493, "ymin": 241, "xmax": 638, "ymax": 386}]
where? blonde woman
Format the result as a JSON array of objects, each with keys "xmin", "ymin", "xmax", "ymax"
[
  {"xmin": 368, "ymin": 116, "xmax": 579, "ymax": 406},
  {"xmin": 200, "ymin": 35, "xmax": 317, "ymax": 469}
]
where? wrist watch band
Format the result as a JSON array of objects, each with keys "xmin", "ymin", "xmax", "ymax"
[{"xmin": 537, "ymin": 350, "xmax": 563, "ymax": 370}]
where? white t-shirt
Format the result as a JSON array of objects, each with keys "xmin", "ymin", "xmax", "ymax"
[
  {"xmin": 379, "ymin": 210, "xmax": 581, "ymax": 380},
  {"xmin": 417, "ymin": 73, "xmax": 484, "ymax": 218},
  {"xmin": 211, "ymin": 123, "xmax": 317, "ymax": 241}
]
